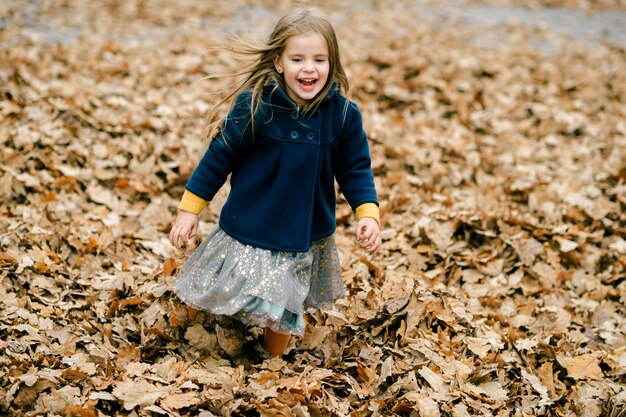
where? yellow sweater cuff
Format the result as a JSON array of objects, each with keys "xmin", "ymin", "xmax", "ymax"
[
  {"xmin": 355, "ymin": 203, "xmax": 380, "ymax": 225},
  {"xmin": 178, "ymin": 191, "xmax": 378, "ymax": 223},
  {"xmin": 178, "ymin": 190, "xmax": 208, "ymax": 215}
]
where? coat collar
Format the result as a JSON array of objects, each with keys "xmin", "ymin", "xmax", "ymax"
[{"xmin": 263, "ymin": 81, "xmax": 340, "ymax": 111}]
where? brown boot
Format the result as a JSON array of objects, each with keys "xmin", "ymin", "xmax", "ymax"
[{"xmin": 263, "ymin": 327, "xmax": 290, "ymax": 356}]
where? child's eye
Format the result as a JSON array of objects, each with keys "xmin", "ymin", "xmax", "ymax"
[
  {"xmin": 291, "ymin": 58, "xmax": 302, "ymax": 62},
  {"xmin": 316, "ymin": 58, "xmax": 326, "ymax": 63}
]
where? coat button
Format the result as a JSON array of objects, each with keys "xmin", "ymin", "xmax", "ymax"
[
  {"xmin": 290, "ymin": 112, "xmax": 299, "ymax": 120},
  {"xmin": 306, "ymin": 132, "xmax": 315, "ymax": 140},
  {"xmin": 290, "ymin": 131, "xmax": 299, "ymax": 139}
]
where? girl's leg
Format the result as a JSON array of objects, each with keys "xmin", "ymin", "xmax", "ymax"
[{"xmin": 263, "ymin": 327, "xmax": 290, "ymax": 356}]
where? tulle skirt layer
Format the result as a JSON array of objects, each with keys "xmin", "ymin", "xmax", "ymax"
[{"xmin": 174, "ymin": 226, "xmax": 345, "ymax": 336}]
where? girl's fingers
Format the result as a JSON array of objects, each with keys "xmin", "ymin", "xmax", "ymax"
[
  {"xmin": 169, "ymin": 211, "xmax": 200, "ymax": 249},
  {"xmin": 169, "ymin": 228, "xmax": 178, "ymax": 247},
  {"xmin": 170, "ymin": 224, "xmax": 190, "ymax": 249},
  {"xmin": 357, "ymin": 229, "xmax": 371, "ymax": 242},
  {"xmin": 171, "ymin": 231, "xmax": 181, "ymax": 248},
  {"xmin": 180, "ymin": 227, "xmax": 190, "ymax": 243},
  {"xmin": 366, "ymin": 237, "xmax": 381, "ymax": 254},
  {"xmin": 357, "ymin": 220, "xmax": 381, "ymax": 254},
  {"xmin": 361, "ymin": 232, "xmax": 375, "ymax": 244},
  {"xmin": 363, "ymin": 235, "xmax": 381, "ymax": 254},
  {"xmin": 188, "ymin": 223, "xmax": 198, "ymax": 240}
]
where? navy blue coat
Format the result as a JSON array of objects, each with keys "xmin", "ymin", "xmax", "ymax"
[{"xmin": 185, "ymin": 84, "xmax": 378, "ymax": 252}]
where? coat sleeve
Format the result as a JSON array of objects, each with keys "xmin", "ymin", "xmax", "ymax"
[
  {"xmin": 334, "ymin": 101, "xmax": 379, "ymax": 210},
  {"xmin": 184, "ymin": 92, "xmax": 254, "ymax": 201}
]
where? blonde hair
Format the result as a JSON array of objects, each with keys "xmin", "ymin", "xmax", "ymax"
[{"xmin": 203, "ymin": 6, "xmax": 349, "ymax": 143}]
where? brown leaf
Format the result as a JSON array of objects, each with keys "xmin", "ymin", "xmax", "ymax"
[
  {"xmin": 356, "ymin": 359, "xmax": 377, "ymax": 385},
  {"xmin": 0, "ymin": 252, "xmax": 18, "ymax": 269},
  {"xmin": 108, "ymin": 296, "xmax": 143, "ymax": 316},
  {"xmin": 162, "ymin": 257, "xmax": 179, "ymax": 276},
  {"xmin": 62, "ymin": 368, "xmax": 89, "ymax": 383},
  {"xmin": 391, "ymin": 402, "xmax": 414, "ymax": 415},
  {"xmin": 185, "ymin": 323, "xmax": 218, "ymax": 351},
  {"xmin": 161, "ymin": 392, "xmax": 201, "ymax": 410},
  {"xmin": 299, "ymin": 325, "xmax": 331, "ymax": 350},
  {"xmin": 167, "ymin": 304, "xmax": 189, "ymax": 328},
  {"xmin": 112, "ymin": 380, "xmax": 176, "ymax": 411},
  {"xmin": 60, "ymin": 404, "xmax": 97, "ymax": 417},
  {"xmin": 216, "ymin": 324, "xmax": 245, "ymax": 357},
  {"xmin": 557, "ymin": 353, "xmax": 604, "ymax": 380}
]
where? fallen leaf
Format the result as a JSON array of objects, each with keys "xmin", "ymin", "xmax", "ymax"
[
  {"xmin": 112, "ymin": 380, "xmax": 177, "ymax": 410},
  {"xmin": 557, "ymin": 353, "xmax": 604, "ymax": 380}
]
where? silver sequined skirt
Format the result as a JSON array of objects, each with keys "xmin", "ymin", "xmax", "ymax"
[{"xmin": 174, "ymin": 226, "xmax": 345, "ymax": 336}]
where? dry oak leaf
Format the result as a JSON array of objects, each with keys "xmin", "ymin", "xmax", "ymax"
[
  {"xmin": 216, "ymin": 324, "xmax": 245, "ymax": 356},
  {"xmin": 185, "ymin": 323, "xmax": 218, "ymax": 351},
  {"xmin": 557, "ymin": 353, "xmax": 603, "ymax": 380},
  {"xmin": 555, "ymin": 237, "xmax": 578, "ymax": 253},
  {"xmin": 418, "ymin": 366, "xmax": 450, "ymax": 394},
  {"xmin": 466, "ymin": 337, "xmax": 491, "ymax": 357},
  {"xmin": 161, "ymin": 392, "xmax": 201, "ymax": 410},
  {"xmin": 162, "ymin": 257, "xmax": 178, "ymax": 276},
  {"xmin": 609, "ymin": 238, "xmax": 626, "ymax": 254},
  {"xmin": 521, "ymin": 369, "xmax": 552, "ymax": 405},
  {"xmin": 112, "ymin": 379, "xmax": 177, "ymax": 410},
  {"xmin": 463, "ymin": 381, "xmax": 508, "ymax": 402},
  {"xmin": 59, "ymin": 404, "xmax": 97, "ymax": 417},
  {"xmin": 417, "ymin": 397, "xmax": 441, "ymax": 417},
  {"xmin": 299, "ymin": 325, "xmax": 331, "ymax": 350}
]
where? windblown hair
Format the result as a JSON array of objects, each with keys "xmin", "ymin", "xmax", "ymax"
[{"xmin": 203, "ymin": 6, "xmax": 349, "ymax": 143}]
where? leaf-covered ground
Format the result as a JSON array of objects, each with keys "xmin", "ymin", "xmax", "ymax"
[{"xmin": 1, "ymin": 1, "xmax": 625, "ymax": 416}]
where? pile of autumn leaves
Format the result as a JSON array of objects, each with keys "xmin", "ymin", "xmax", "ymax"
[{"xmin": 1, "ymin": 0, "xmax": 625, "ymax": 416}]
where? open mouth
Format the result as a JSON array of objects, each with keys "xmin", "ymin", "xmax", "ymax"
[{"xmin": 299, "ymin": 78, "xmax": 318, "ymax": 89}]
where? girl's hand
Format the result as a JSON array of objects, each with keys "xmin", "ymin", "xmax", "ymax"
[
  {"xmin": 356, "ymin": 217, "xmax": 381, "ymax": 254},
  {"xmin": 169, "ymin": 210, "xmax": 199, "ymax": 249}
]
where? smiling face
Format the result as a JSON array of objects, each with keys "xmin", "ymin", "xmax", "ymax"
[{"xmin": 274, "ymin": 32, "xmax": 330, "ymax": 105}]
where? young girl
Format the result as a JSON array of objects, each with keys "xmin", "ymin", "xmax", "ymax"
[{"xmin": 168, "ymin": 6, "xmax": 381, "ymax": 357}]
